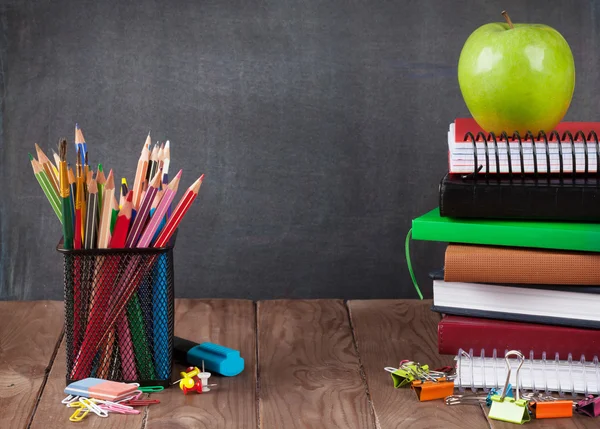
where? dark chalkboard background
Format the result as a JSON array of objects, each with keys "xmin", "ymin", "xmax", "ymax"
[{"xmin": 1, "ymin": 0, "xmax": 598, "ymax": 300}]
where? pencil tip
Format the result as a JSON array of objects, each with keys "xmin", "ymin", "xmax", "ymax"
[
  {"xmin": 174, "ymin": 169, "xmax": 183, "ymax": 179},
  {"xmin": 28, "ymin": 152, "xmax": 33, "ymax": 161},
  {"xmin": 75, "ymin": 123, "xmax": 79, "ymax": 129},
  {"xmin": 199, "ymin": 174, "xmax": 205, "ymax": 181},
  {"xmin": 98, "ymin": 163, "xmax": 103, "ymax": 173},
  {"xmin": 126, "ymin": 190, "xmax": 134, "ymax": 201}
]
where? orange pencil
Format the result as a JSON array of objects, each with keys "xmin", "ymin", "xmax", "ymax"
[{"xmin": 35, "ymin": 143, "xmax": 60, "ymax": 194}]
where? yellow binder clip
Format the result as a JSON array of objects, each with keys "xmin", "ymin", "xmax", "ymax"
[{"xmin": 488, "ymin": 350, "xmax": 531, "ymax": 424}]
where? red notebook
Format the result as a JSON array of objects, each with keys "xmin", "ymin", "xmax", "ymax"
[
  {"xmin": 448, "ymin": 118, "xmax": 600, "ymax": 174},
  {"xmin": 438, "ymin": 315, "xmax": 600, "ymax": 359}
]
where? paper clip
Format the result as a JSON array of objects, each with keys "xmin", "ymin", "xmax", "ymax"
[
  {"xmin": 411, "ymin": 377, "xmax": 455, "ymax": 401},
  {"xmin": 61, "ymin": 394, "xmax": 79, "ymax": 404},
  {"xmin": 576, "ymin": 395, "xmax": 600, "ymax": 417},
  {"xmin": 528, "ymin": 396, "xmax": 573, "ymax": 419},
  {"xmin": 138, "ymin": 385, "xmax": 164, "ymax": 393},
  {"xmin": 488, "ymin": 350, "xmax": 531, "ymax": 424},
  {"xmin": 79, "ymin": 397, "xmax": 109, "ymax": 418},
  {"xmin": 97, "ymin": 400, "xmax": 141, "ymax": 415},
  {"xmin": 69, "ymin": 406, "xmax": 89, "ymax": 422},
  {"xmin": 122, "ymin": 398, "xmax": 161, "ymax": 406}
]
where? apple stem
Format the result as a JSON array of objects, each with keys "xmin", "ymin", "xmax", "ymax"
[{"xmin": 502, "ymin": 10, "xmax": 514, "ymax": 29}]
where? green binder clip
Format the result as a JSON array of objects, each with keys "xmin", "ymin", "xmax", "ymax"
[
  {"xmin": 488, "ymin": 350, "xmax": 531, "ymax": 425},
  {"xmin": 385, "ymin": 362, "xmax": 429, "ymax": 388}
]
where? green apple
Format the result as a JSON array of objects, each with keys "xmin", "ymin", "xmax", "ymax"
[{"xmin": 458, "ymin": 11, "xmax": 575, "ymax": 135}]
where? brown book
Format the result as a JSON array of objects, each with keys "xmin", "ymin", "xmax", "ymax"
[{"xmin": 444, "ymin": 244, "xmax": 600, "ymax": 285}]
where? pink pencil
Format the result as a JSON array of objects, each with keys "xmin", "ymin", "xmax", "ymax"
[
  {"xmin": 125, "ymin": 169, "xmax": 162, "ymax": 248},
  {"xmin": 136, "ymin": 170, "xmax": 182, "ymax": 248}
]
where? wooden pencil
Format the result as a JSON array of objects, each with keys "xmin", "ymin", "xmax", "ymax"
[
  {"xmin": 30, "ymin": 154, "xmax": 62, "ymax": 223},
  {"xmin": 75, "ymin": 123, "xmax": 87, "ymax": 164},
  {"xmin": 74, "ymin": 149, "xmax": 84, "ymax": 249},
  {"xmin": 137, "ymin": 170, "xmax": 181, "ymax": 248},
  {"xmin": 36, "ymin": 143, "xmax": 60, "ymax": 194},
  {"xmin": 132, "ymin": 133, "xmax": 151, "ymax": 210},
  {"xmin": 162, "ymin": 140, "xmax": 170, "ymax": 184},
  {"xmin": 154, "ymin": 174, "xmax": 204, "ymax": 247},
  {"xmin": 58, "ymin": 139, "xmax": 74, "ymax": 250},
  {"xmin": 109, "ymin": 195, "xmax": 119, "ymax": 234},
  {"xmin": 126, "ymin": 169, "xmax": 162, "ymax": 247},
  {"xmin": 97, "ymin": 170, "xmax": 115, "ymax": 248},
  {"xmin": 109, "ymin": 191, "xmax": 133, "ymax": 248},
  {"xmin": 84, "ymin": 177, "xmax": 98, "ymax": 249},
  {"xmin": 96, "ymin": 165, "xmax": 106, "ymax": 218}
]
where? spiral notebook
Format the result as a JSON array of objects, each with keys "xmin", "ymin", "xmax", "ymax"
[
  {"xmin": 454, "ymin": 348, "xmax": 600, "ymax": 395},
  {"xmin": 449, "ymin": 118, "xmax": 600, "ymax": 175}
]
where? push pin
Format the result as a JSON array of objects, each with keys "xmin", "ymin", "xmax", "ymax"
[
  {"xmin": 174, "ymin": 361, "xmax": 217, "ymax": 394},
  {"xmin": 197, "ymin": 360, "xmax": 212, "ymax": 392}
]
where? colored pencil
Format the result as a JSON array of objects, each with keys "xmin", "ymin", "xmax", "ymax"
[
  {"xmin": 119, "ymin": 178, "xmax": 128, "ymax": 209},
  {"xmin": 147, "ymin": 144, "xmax": 159, "ymax": 182},
  {"xmin": 126, "ymin": 169, "xmax": 162, "ymax": 248},
  {"xmin": 109, "ymin": 191, "xmax": 133, "ymax": 248},
  {"xmin": 96, "ymin": 166, "xmax": 106, "ymax": 218},
  {"xmin": 109, "ymin": 195, "xmax": 119, "ymax": 234},
  {"xmin": 132, "ymin": 134, "xmax": 151, "ymax": 210},
  {"xmin": 127, "ymin": 294, "xmax": 156, "ymax": 379},
  {"xmin": 75, "ymin": 123, "xmax": 87, "ymax": 164},
  {"xmin": 52, "ymin": 149, "xmax": 61, "ymax": 172},
  {"xmin": 68, "ymin": 166, "xmax": 76, "ymax": 224},
  {"xmin": 36, "ymin": 143, "xmax": 60, "ymax": 194},
  {"xmin": 137, "ymin": 170, "xmax": 181, "ymax": 248},
  {"xmin": 30, "ymin": 155, "xmax": 62, "ymax": 223},
  {"xmin": 84, "ymin": 178, "xmax": 98, "ymax": 249},
  {"xmin": 154, "ymin": 174, "xmax": 204, "ymax": 247},
  {"xmin": 58, "ymin": 140, "xmax": 74, "ymax": 250},
  {"xmin": 97, "ymin": 170, "xmax": 115, "ymax": 248},
  {"xmin": 162, "ymin": 140, "xmax": 170, "ymax": 184},
  {"xmin": 74, "ymin": 149, "xmax": 84, "ymax": 250}
]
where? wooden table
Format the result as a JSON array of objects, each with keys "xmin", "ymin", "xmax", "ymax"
[{"xmin": 0, "ymin": 299, "xmax": 595, "ymax": 428}]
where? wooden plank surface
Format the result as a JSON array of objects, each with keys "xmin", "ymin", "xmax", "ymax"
[
  {"xmin": 0, "ymin": 301, "xmax": 64, "ymax": 429},
  {"xmin": 348, "ymin": 299, "xmax": 489, "ymax": 429},
  {"xmin": 145, "ymin": 299, "xmax": 257, "ymax": 429},
  {"xmin": 257, "ymin": 300, "xmax": 375, "ymax": 429}
]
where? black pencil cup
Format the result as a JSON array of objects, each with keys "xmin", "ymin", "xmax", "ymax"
[{"xmin": 57, "ymin": 237, "xmax": 176, "ymax": 387}]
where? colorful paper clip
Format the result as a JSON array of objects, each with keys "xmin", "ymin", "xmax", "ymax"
[
  {"xmin": 411, "ymin": 377, "xmax": 455, "ymax": 401},
  {"xmin": 576, "ymin": 395, "xmax": 600, "ymax": 417},
  {"xmin": 488, "ymin": 350, "xmax": 531, "ymax": 424},
  {"xmin": 528, "ymin": 396, "xmax": 574, "ymax": 419}
]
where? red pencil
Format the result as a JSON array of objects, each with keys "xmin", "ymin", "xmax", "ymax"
[
  {"xmin": 109, "ymin": 191, "xmax": 134, "ymax": 248},
  {"xmin": 153, "ymin": 174, "xmax": 204, "ymax": 248}
]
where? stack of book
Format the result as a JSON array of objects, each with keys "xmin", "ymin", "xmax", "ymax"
[{"xmin": 411, "ymin": 118, "xmax": 600, "ymax": 360}]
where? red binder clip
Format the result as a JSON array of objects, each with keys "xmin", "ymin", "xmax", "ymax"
[{"xmin": 576, "ymin": 395, "xmax": 600, "ymax": 417}]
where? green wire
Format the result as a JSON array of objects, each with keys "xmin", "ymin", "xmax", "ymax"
[{"xmin": 405, "ymin": 228, "xmax": 423, "ymax": 300}]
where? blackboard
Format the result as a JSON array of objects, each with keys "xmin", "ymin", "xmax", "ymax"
[{"xmin": 1, "ymin": 0, "xmax": 598, "ymax": 300}]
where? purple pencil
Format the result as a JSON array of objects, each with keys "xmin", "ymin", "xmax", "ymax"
[
  {"xmin": 137, "ymin": 170, "xmax": 182, "ymax": 248},
  {"xmin": 125, "ymin": 168, "xmax": 162, "ymax": 248}
]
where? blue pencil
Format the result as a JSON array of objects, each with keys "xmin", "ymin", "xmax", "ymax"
[
  {"xmin": 75, "ymin": 123, "xmax": 87, "ymax": 165},
  {"xmin": 149, "ymin": 207, "xmax": 170, "ymax": 379}
]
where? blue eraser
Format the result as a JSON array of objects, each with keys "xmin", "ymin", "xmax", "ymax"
[{"xmin": 173, "ymin": 336, "xmax": 244, "ymax": 377}]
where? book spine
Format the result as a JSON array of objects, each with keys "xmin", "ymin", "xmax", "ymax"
[
  {"xmin": 444, "ymin": 244, "xmax": 600, "ymax": 285},
  {"xmin": 438, "ymin": 316, "xmax": 600, "ymax": 359}
]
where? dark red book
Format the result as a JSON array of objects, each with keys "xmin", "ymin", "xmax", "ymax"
[{"xmin": 438, "ymin": 315, "xmax": 600, "ymax": 359}]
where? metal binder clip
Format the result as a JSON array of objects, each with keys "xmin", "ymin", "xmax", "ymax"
[
  {"xmin": 445, "ymin": 385, "xmax": 512, "ymax": 407},
  {"xmin": 411, "ymin": 377, "xmax": 455, "ymax": 401},
  {"xmin": 528, "ymin": 394, "xmax": 574, "ymax": 419},
  {"xmin": 384, "ymin": 362, "xmax": 430, "ymax": 388},
  {"xmin": 576, "ymin": 395, "xmax": 600, "ymax": 417},
  {"xmin": 488, "ymin": 350, "xmax": 531, "ymax": 424}
]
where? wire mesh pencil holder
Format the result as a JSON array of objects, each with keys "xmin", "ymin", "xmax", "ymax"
[{"xmin": 57, "ymin": 236, "xmax": 176, "ymax": 387}]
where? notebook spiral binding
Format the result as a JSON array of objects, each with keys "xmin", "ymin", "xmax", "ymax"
[
  {"xmin": 455, "ymin": 348, "xmax": 600, "ymax": 396},
  {"xmin": 461, "ymin": 130, "xmax": 600, "ymax": 183}
]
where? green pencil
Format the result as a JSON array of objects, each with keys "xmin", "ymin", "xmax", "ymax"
[
  {"xmin": 58, "ymin": 139, "xmax": 74, "ymax": 249},
  {"xmin": 97, "ymin": 164, "xmax": 106, "ymax": 218},
  {"xmin": 30, "ymin": 154, "xmax": 62, "ymax": 223},
  {"xmin": 109, "ymin": 195, "xmax": 119, "ymax": 233}
]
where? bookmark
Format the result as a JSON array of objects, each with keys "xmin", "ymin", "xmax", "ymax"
[{"xmin": 488, "ymin": 350, "xmax": 531, "ymax": 424}]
